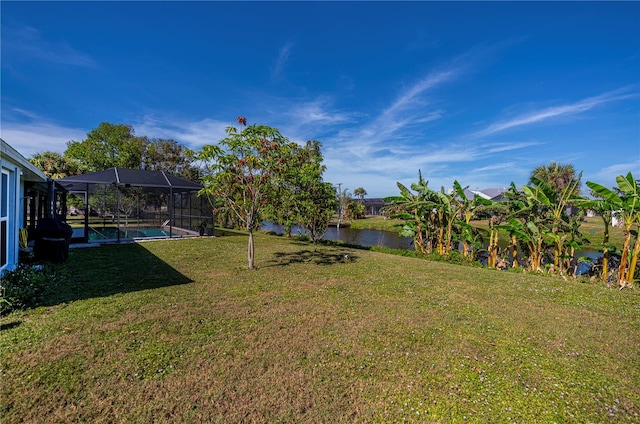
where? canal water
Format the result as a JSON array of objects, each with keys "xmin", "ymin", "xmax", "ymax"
[
  {"xmin": 260, "ymin": 221, "xmax": 602, "ymax": 274},
  {"xmin": 260, "ymin": 222, "xmax": 413, "ymax": 250}
]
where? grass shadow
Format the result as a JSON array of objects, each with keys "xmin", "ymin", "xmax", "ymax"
[
  {"xmin": 0, "ymin": 320, "xmax": 22, "ymax": 331},
  {"xmin": 212, "ymin": 228, "xmax": 249, "ymax": 238},
  {"xmin": 42, "ymin": 242, "xmax": 193, "ymax": 306},
  {"xmin": 266, "ymin": 249, "xmax": 360, "ymax": 267}
]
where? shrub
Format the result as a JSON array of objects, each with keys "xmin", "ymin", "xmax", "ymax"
[{"xmin": 0, "ymin": 265, "xmax": 60, "ymax": 315}]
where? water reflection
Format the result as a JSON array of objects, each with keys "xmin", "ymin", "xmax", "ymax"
[
  {"xmin": 260, "ymin": 221, "xmax": 602, "ymax": 274},
  {"xmin": 260, "ymin": 222, "xmax": 412, "ymax": 250}
]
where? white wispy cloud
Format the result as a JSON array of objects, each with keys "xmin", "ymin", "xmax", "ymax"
[
  {"xmin": 279, "ymin": 97, "xmax": 353, "ymax": 127},
  {"xmin": 469, "ymin": 162, "xmax": 518, "ymax": 173},
  {"xmin": 328, "ymin": 68, "xmax": 460, "ymax": 162},
  {"xmin": 382, "ymin": 70, "xmax": 458, "ymax": 118},
  {"xmin": 473, "ymin": 87, "xmax": 638, "ymax": 138},
  {"xmin": 271, "ymin": 42, "xmax": 294, "ymax": 81},
  {"xmin": 3, "ymin": 24, "xmax": 96, "ymax": 67},
  {"xmin": 0, "ymin": 110, "xmax": 87, "ymax": 158},
  {"xmin": 588, "ymin": 160, "xmax": 640, "ymax": 187},
  {"xmin": 483, "ymin": 141, "xmax": 544, "ymax": 153},
  {"xmin": 134, "ymin": 115, "xmax": 230, "ymax": 150},
  {"xmin": 258, "ymin": 96, "xmax": 361, "ymax": 146}
]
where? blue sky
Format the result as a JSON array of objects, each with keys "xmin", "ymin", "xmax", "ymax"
[{"xmin": 2, "ymin": 1, "xmax": 639, "ymax": 198}]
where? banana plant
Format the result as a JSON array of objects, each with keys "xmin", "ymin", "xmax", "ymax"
[
  {"xmin": 586, "ymin": 172, "xmax": 640, "ymax": 288},
  {"xmin": 574, "ymin": 196, "xmax": 615, "ymax": 284},
  {"xmin": 411, "ymin": 182, "xmax": 453, "ymax": 254},
  {"xmin": 384, "ymin": 172, "xmax": 435, "ymax": 253},
  {"xmin": 499, "ymin": 182, "xmax": 546, "ymax": 271},
  {"xmin": 524, "ymin": 173, "xmax": 582, "ymax": 275},
  {"xmin": 473, "ymin": 194, "xmax": 509, "ymax": 268},
  {"xmin": 452, "ymin": 180, "xmax": 487, "ymax": 257},
  {"xmin": 497, "ymin": 218, "xmax": 545, "ymax": 271},
  {"xmin": 386, "ymin": 171, "xmax": 464, "ymax": 255}
]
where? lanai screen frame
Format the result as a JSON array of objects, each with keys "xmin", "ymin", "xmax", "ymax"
[{"xmin": 56, "ymin": 168, "xmax": 213, "ymax": 243}]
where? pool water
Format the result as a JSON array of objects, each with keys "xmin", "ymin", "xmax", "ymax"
[{"xmin": 88, "ymin": 227, "xmax": 177, "ymax": 241}]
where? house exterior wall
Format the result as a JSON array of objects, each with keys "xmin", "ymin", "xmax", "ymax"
[
  {"xmin": 1, "ymin": 156, "xmax": 23, "ymax": 272},
  {"xmin": 1, "ymin": 139, "xmax": 49, "ymax": 273}
]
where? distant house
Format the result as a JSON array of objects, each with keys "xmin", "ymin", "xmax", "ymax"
[
  {"xmin": 463, "ymin": 187, "xmax": 510, "ymax": 202},
  {"xmin": 362, "ymin": 198, "xmax": 387, "ymax": 216},
  {"xmin": 364, "ymin": 188, "xmax": 512, "ymax": 216},
  {"xmin": 0, "ymin": 139, "xmax": 59, "ymax": 273}
]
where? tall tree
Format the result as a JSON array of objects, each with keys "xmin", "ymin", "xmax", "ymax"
[
  {"xmin": 286, "ymin": 143, "xmax": 337, "ymax": 249},
  {"xmin": 264, "ymin": 139, "xmax": 335, "ymax": 244},
  {"xmin": 194, "ymin": 117, "xmax": 292, "ymax": 270},
  {"xmin": 142, "ymin": 138, "xmax": 197, "ymax": 179},
  {"xmin": 65, "ymin": 122, "xmax": 147, "ymax": 172}
]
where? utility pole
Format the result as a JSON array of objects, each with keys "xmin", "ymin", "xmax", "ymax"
[{"xmin": 336, "ymin": 183, "xmax": 342, "ymax": 229}]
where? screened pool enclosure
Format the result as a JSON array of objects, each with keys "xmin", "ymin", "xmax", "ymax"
[{"xmin": 56, "ymin": 168, "xmax": 214, "ymax": 243}]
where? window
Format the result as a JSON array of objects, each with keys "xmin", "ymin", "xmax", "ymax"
[{"xmin": 1, "ymin": 170, "xmax": 8, "ymax": 268}]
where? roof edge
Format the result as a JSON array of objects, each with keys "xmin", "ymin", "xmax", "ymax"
[{"xmin": 1, "ymin": 138, "xmax": 49, "ymax": 182}]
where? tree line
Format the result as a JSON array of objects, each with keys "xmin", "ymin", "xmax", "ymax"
[{"xmin": 30, "ymin": 122, "xmax": 199, "ymax": 180}]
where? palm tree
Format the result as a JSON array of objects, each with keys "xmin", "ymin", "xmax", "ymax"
[
  {"xmin": 353, "ymin": 187, "xmax": 367, "ymax": 204},
  {"xmin": 30, "ymin": 151, "xmax": 81, "ymax": 178},
  {"xmin": 530, "ymin": 161, "xmax": 580, "ymax": 197}
]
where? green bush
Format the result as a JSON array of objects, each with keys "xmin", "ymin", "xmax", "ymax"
[{"xmin": 0, "ymin": 265, "xmax": 59, "ymax": 315}]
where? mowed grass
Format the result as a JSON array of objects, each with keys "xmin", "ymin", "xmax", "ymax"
[{"xmin": 1, "ymin": 232, "xmax": 639, "ymax": 423}]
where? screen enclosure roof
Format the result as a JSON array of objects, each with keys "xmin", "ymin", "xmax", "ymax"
[{"xmin": 56, "ymin": 168, "xmax": 202, "ymax": 193}]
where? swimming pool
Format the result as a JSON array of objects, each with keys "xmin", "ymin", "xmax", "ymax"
[{"xmin": 88, "ymin": 227, "xmax": 181, "ymax": 241}]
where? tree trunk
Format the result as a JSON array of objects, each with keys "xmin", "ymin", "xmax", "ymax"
[
  {"xmin": 602, "ymin": 246, "xmax": 609, "ymax": 284},
  {"xmin": 618, "ymin": 228, "xmax": 631, "ymax": 286},
  {"xmin": 602, "ymin": 219, "xmax": 610, "ymax": 285},
  {"xmin": 437, "ymin": 225, "xmax": 444, "ymax": 255},
  {"xmin": 487, "ymin": 229, "xmax": 495, "ymax": 268},
  {"xmin": 626, "ymin": 238, "xmax": 640, "ymax": 285},
  {"xmin": 247, "ymin": 229, "xmax": 255, "ymax": 270}
]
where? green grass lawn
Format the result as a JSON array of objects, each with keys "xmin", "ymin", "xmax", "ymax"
[
  {"xmin": 1, "ymin": 233, "xmax": 639, "ymax": 422},
  {"xmin": 350, "ymin": 215, "xmax": 402, "ymax": 232}
]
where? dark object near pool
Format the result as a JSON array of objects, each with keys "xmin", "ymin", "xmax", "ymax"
[{"xmin": 34, "ymin": 218, "xmax": 73, "ymax": 263}]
